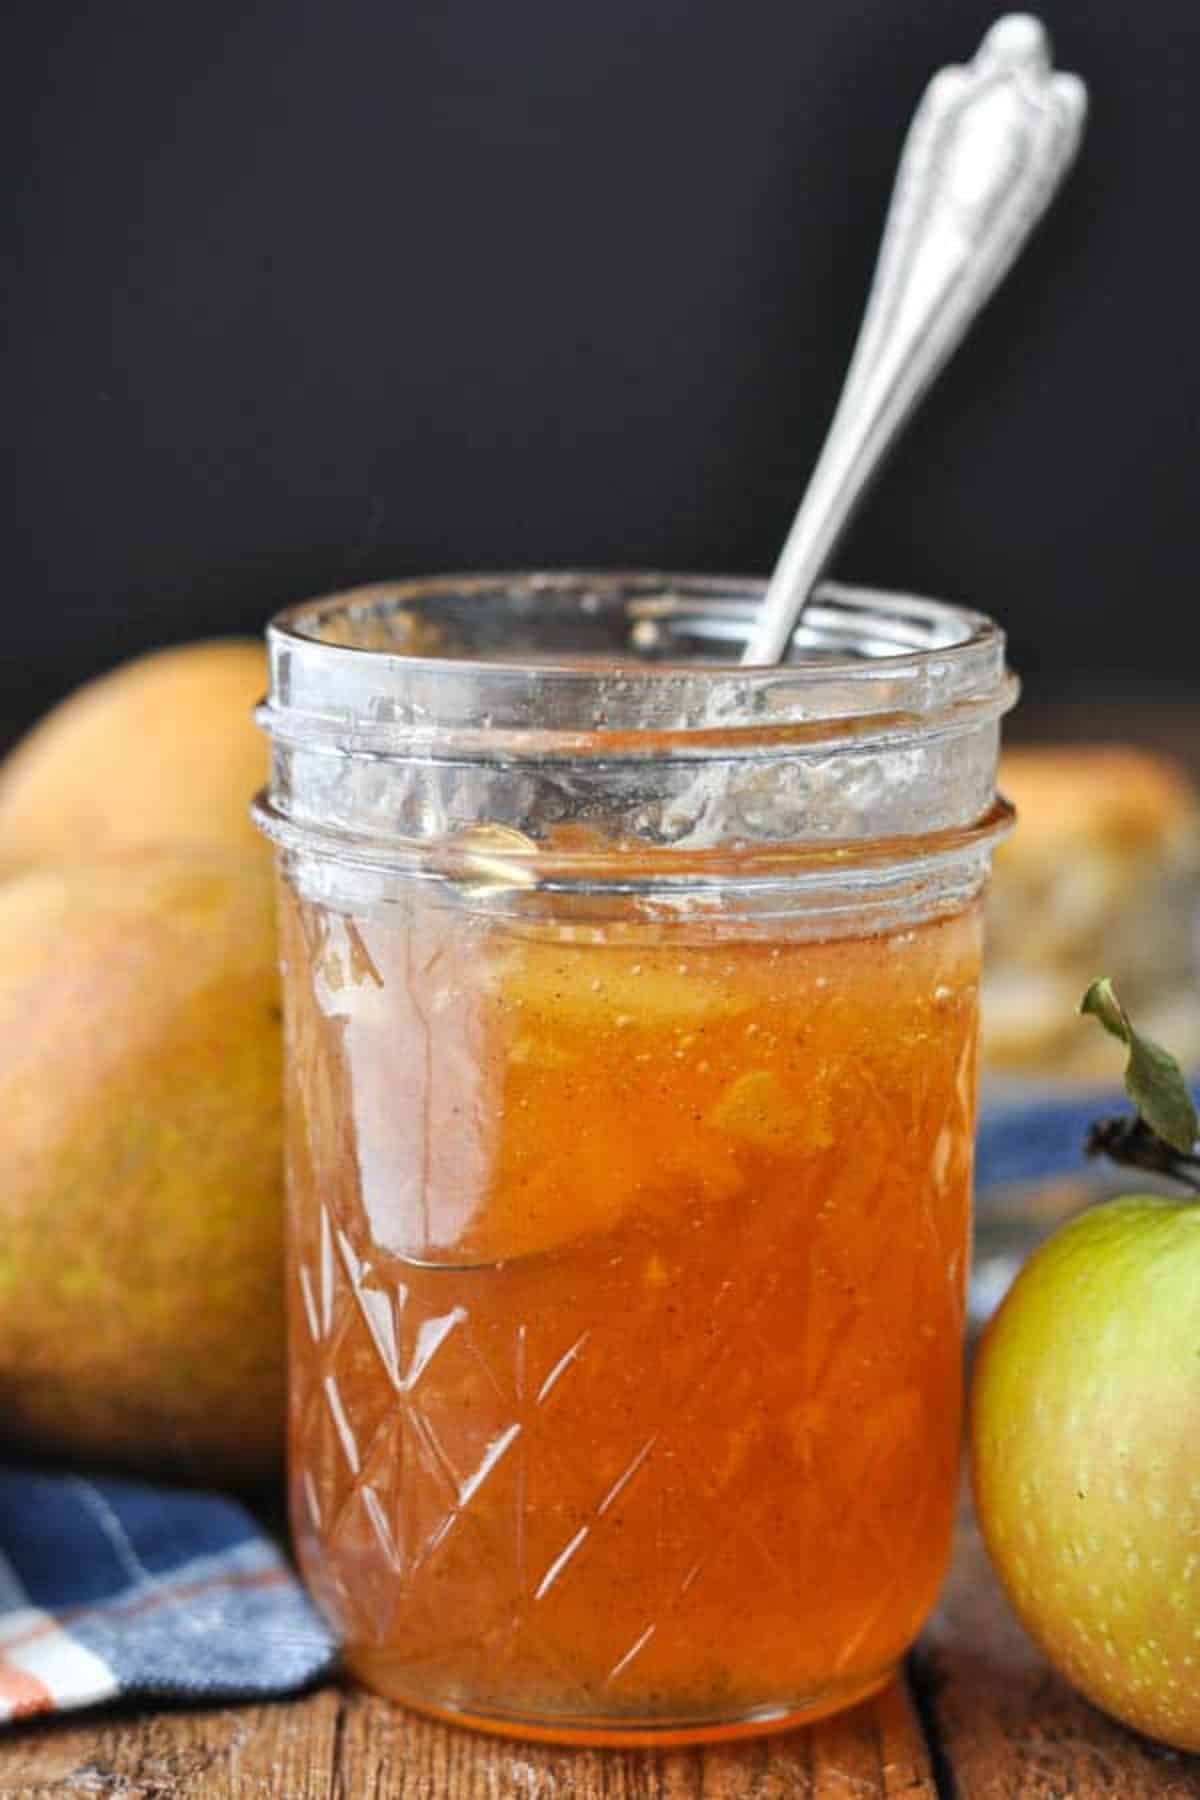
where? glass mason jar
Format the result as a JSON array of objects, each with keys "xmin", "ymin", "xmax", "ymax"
[{"xmin": 254, "ymin": 571, "xmax": 1015, "ymax": 1747}]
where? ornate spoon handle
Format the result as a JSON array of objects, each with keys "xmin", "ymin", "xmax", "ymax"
[{"xmin": 743, "ymin": 14, "xmax": 1087, "ymax": 666}]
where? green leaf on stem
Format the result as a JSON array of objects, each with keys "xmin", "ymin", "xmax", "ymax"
[{"xmin": 1081, "ymin": 977, "xmax": 1199, "ymax": 1155}]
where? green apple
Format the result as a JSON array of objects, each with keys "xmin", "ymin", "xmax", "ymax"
[{"xmin": 971, "ymin": 1194, "xmax": 1200, "ymax": 1750}]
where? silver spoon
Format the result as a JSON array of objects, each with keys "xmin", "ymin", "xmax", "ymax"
[{"xmin": 741, "ymin": 13, "xmax": 1087, "ymax": 667}]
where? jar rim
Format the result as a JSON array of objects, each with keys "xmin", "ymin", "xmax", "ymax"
[
  {"xmin": 261, "ymin": 571, "xmax": 1015, "ymax": 757},
  {"xmin": 270, "ymin": 570, "xmax": 1000, "ymax": 676}
]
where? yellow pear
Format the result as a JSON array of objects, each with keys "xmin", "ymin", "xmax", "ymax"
[
  {"xmin": 0, "ymin": 849, "xmax": 283, "ymax": 1482},
  {"xmin": 0, "ymin": 640, "xmax": 268, "ymax": 870}
]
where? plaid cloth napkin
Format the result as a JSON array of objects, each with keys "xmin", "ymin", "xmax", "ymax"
[
  {"xmin": 976, "ymin": 1078, "xmax": 1200, "ymax": 1193},
  {"xmin": 0, "ymin": 1468, "xmax": 335, "ymax": 1722},
  {"xmin": 975, "ymin": 1084, "xmax": 1117, "ymax": 1192}
]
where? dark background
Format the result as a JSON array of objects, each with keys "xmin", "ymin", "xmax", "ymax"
[{"xmin": 3, "ymin": 0, "xmax": 1197, "ymax": 735}]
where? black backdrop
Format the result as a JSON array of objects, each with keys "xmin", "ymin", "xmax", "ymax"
[{"xmin": 3, "ymin": 0, "xmax": 1198, "ymax": 732}]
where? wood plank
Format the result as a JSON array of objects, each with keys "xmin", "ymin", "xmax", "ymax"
[
  {"xmin": 0, "ymin": 1688, "xmax": 341, "ymax": 1799},
  {"xmin": 332, "ymin": 1676, "xmax": 935, "ymax": 1798},
  {"xmin": 914, "ymin": 1506, "xmax": 1200, "ymax": 1799},
  {"xmin": 0, "ymin": 1674, "xmax": 933, "ymax": 1798}
]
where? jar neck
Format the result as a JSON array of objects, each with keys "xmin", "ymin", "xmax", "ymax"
[{"xmin": 255, "ymin": 573, "xmax": 1016, "ymax": 924}]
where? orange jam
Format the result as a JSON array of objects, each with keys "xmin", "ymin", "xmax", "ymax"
[{"xmin": 280, "ymin": 885, "xmax": 982, "ymax": 1743}]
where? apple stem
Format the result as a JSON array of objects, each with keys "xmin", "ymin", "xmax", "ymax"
[{"xmin": 1086, "ymin": 1115, "xmax": 1200, "ymax": 1194}]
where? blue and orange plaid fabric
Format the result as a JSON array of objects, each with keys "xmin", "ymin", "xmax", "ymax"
[
  {"xmin": 0, "ymin": 1469, "xmax": 334, "ymax": 1721},
  {"xmin": 975, "ymin": 1080, "xmax": 1200, "ymax": 1192}
]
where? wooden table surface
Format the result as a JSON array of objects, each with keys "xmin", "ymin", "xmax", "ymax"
[{"xmin": 0, "ymin": 1497, "xmax": 1196, "ymax": 1798}]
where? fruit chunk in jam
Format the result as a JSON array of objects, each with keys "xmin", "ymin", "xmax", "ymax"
[{"xmin": 281, "ymin": 885, "xmax": 982, "ymax": 1743}]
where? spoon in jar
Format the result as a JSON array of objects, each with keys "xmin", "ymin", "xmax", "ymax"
[{"xmin": 740, "ymin": 13, "xmax": 1087, "ymax": 666}]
